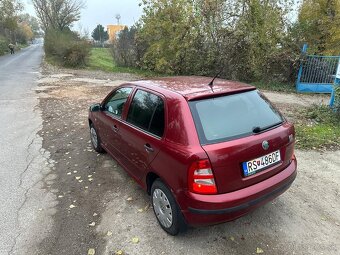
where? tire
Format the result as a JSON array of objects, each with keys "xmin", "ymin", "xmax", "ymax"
[
  {"xmin": 89, "ymin": 123, "xmax": 104, "ymax": 153},
  {"xmin": 151, "ymin": 179, "xmax": 187, "ymax": 235}
]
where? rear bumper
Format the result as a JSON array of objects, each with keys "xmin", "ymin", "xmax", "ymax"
[{"xmin": 178, "ymin": 158, "xmax": 297, "ymax": 226}]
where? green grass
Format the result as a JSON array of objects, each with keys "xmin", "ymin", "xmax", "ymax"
[
  {"xmin": 252, "ymin": 81, "xmax": 297, "ymax": 93},
  {"xmin": 295, "ymin": 105, "xmax": 340, "ymax": 150},
  {"xmin": 87, "ymin": 48, "xmax": 156, "ymax": 77}
]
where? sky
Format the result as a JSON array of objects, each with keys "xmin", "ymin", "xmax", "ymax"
[{"xmin": 24, "ymin": 0, "xmax": 143, "ymax": 33}]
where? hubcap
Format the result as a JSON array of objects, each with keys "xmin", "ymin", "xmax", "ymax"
[
  {"xmin": 152, "ymin": 188, "xmax": 173, "ymax": 228},
  {"xmin": 90, "ymin": 127, "xmax": 98, "ymax": 148}
]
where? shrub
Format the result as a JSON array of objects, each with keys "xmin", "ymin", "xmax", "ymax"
[
  {"xmin": 0, "ymin": 36, "xmax": 9, "ymax": 55},
  {"xmin": 44, "ymin": 29, "xmax": 90, "ymax": 67},
  {"xmin": 110, "ymin": 27, "xmax": 138, "ymax": 67},
  {"xmin": 333, "ymin": 85, "xmax": 340, "ymax": 115}
]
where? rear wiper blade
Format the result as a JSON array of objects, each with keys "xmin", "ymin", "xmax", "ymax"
[{"xmin": 252, "ymin": 121, "xmax": 283, "ymax": 134}]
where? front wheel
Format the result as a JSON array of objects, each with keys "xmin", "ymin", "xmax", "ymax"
[
  {"xmin": 151, "ymin": 179, "xmax": 187, "ymax": 235},
  {"xmin": 89, "ymin": 123, "xmax": 104, "ymax": 153}
]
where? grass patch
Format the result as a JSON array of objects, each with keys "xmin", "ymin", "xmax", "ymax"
[
  {"xmin": 252, "ymin": 81, "xmax": 296, "ymax": 93},
  {"xmin": 87, "ymin": 48, "xmax": 156, "ymax": 77},
  {"xmin": 295, "ymin": 105, "xmax": 340, "ymax": 150}
]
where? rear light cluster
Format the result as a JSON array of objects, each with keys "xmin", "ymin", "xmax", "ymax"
[{"xmin": 188, "ymin": 159, "xmax": 217, "ymax": 194}]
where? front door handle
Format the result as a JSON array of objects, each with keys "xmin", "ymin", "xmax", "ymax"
[
  {"xmin": 112, "ymin": 125, "xmax": 119, "ymax": 132},
  {"xmin": 144, "ymin": 143, "xmax": 154, "ymax": 153}
]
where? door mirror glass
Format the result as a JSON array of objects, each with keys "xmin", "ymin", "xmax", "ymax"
[{"xmin": 90, "ymin": 103, "xmax": 101, "ymax": 112}]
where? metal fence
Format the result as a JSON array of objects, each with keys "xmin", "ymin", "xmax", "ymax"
[{"xmin": 296, "ymin": 55, "xmax": 340, "ymax": 93}]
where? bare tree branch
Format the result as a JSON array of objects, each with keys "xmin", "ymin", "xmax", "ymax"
[{"xmin": 32, "ymin": 0, "xmax": 84, "ymax": 31}]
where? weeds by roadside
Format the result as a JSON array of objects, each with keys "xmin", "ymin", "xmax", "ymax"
[
  {"xmin": 295, "ymin": 105, "xmax": 340, "ymax": 150},
  {"xmin": 252, "ymin": 81, "xmax": 296, "ymax": 93}
]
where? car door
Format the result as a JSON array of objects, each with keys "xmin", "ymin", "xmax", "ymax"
[
  {"xmin": 118, "ymin": 89, "xmax": 166, "ymax": 181},
  {"xmin": 96, "ymin": 87, "xmax": 133, "ymax": 158}
]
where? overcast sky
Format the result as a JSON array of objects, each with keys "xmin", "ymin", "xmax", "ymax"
[{"xmin": 24, "ymin": 0, "xmax": 143, "ymax": 33}]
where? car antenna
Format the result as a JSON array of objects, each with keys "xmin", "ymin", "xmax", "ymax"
[{"xmin": 208, "ymin": 70, "xmax": 222, "ymax": 92}]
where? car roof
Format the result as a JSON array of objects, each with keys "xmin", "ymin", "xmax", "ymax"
[{"xmin": 131, "ymin": 76, "xmax": 256, "ymax": 101}]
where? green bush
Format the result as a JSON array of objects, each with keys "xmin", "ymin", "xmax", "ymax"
[
  {"xmin": 44, "ymin": 29, "xmax": 90, "ymax": 67},
  {"xmin": 333, "ymin": 85, "xmax": 340, "ymax": 115},
  {"xmin": 0, "ymin": 36, "xmax": 9, "ymax": 55}
]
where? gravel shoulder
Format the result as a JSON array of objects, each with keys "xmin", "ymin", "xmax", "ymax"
[{"xmin": 36, "ymin": 65, "xmax": 339, "ymax": 255}]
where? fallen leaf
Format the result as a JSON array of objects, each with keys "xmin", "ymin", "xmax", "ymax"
[
  {"xmin": 88, "ymin": 175, "xmax": 93, "ymax": 178},
  {"xmin": 93, "ymin": 213, "xmax": 98, "ymax": 217},
  {"xmin": 89, "ymin": 222, "xmax": 96, "ymax": 227},
  {"xmin": 69, "ymin": 204, "xmax": 76, "ymax": 209},
  {"xmin": 88, "ymin": 248, "xmax": 95, "ymax": 255},
  {"xmin": 132, "ymin": 237, "xmax": 139, "ymax": 244},
  {"xmin": 78, "ymin": 180, "xmax": 83, "ymax": 183},
  {"xmin": 126, "ymin": 197, "xmax": 133, "ymax": 201},
  {"xmin": 88, "ymin": 178, "xmax": 93, "ymax": 182},
  {"xmin": 73, "ymin": 170, "xmax": 77, "ymax": 173},
  {"xmin": 256, "ymin": 247, "xmax": 264, "ymax": 254},
  {"xmin": 75, "ymin": 176, "xmax": 81, "ymax": 180},
  {"xmin": 67, "ymin": 172, "xmax": 72, "ymax": 175},
  {"xmin": 107, "ymin": 231, "xmax": 113, "ymax": 236}
]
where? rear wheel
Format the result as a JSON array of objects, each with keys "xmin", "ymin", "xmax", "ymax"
[
  {"xmin": 151, "ymin": 179, "xmax": 187, "ymax": 235},
  {"xmin": 90, "ymin": 123, "xmax": 104, "ymax": 153}
]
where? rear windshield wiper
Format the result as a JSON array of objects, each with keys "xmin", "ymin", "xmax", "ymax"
[{"xmin": 252, "ymin": 121, "xmax": 283, "ymax": 134}]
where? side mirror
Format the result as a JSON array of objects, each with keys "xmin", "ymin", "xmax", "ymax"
[{"xmin": 89, "ymin": 103, "xmax": 102, "ymax": 112}]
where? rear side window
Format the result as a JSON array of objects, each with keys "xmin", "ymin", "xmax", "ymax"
[
  {"xmin": 127, "ymin": 90, "xmax": 165, "ymax": 137},
  {"xmin": 189, "ymin": 90, "xmax": 284, "ymax": 144}
]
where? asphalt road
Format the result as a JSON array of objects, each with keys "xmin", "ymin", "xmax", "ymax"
[{"xmin": 0, "ymin": 44, "xmax": 55, "ymax": 255}]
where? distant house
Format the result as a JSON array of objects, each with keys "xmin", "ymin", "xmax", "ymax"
[{"xmin": 107, "ymin": 25, "xmax": 127, "ymax": 41}]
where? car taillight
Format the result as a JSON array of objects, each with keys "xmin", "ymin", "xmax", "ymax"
[{"xmin": 188, "ymin": 159, "xmax": 217, "ymax": 194}]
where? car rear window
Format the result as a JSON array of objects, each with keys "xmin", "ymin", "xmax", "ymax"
[{"xmin": 189, "ymin": 90, "xmax": 284, "ymax": 145}]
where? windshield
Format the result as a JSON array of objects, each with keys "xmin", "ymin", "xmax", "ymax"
[{"xmin": 189, "ymin": 90, "xmax": 284, "ymax": 145}]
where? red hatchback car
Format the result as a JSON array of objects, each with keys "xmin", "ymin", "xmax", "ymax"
[{"xmin": 88, "ymin": 76, "xmax": 297, "ymax": 235}]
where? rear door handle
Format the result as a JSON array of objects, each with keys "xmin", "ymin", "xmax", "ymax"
[
  {"xmin": 144, "ymin": 143, "xmax": 154, "ymax": 153},
  {"xmin": 112, "ymin": 125, "xmax": 119, "ymax": 132}
]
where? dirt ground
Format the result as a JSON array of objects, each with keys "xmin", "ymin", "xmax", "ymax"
[{"xmin": 36, "ymin": 64, "xmax": 340, "ymax": 255}]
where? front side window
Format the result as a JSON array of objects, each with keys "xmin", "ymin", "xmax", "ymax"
[
  {"xmin": 104, "ymin": 87, "xmax": 133, "ymax": 118},
  {"xmin": 189, "ymin": 90, "xmax": 284, "ymax": 144},
  {"xmin": 127, "ymin": 90, "xmax": 165, "ymax": 137}
]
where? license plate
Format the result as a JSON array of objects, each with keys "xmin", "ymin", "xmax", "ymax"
[{"xmin": 242, "ymin": 150, "xmax": 281, "ymax": 177}]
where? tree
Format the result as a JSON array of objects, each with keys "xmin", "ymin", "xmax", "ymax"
[
  {"xmin": 19, "ymin": 14, "xmax": 41, "ymax": 37},
  {"xmin": 91, "ymin": 24, "xmax": 109, "ymax": 45},
  {"xmin": 298, "ymin": 0, "xmax": 340, "ymax": 55},
  {"xmin": 136, "ymin": 0, "xmax": 293, "ymax": 80},
  {"xmin": 32, "ymin": 0, "xmax": 84, "ymax": 31},
  {"xmin": 110, "ymin": 26, "xmax": 138, "ymax": 67},
  {"xmin": 138, "ymin": 0, "xmax": 199, "ymax": 74},
  {"xmin": 0, "ymin": 0, "xmax": 23, "ymax": 33}
]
